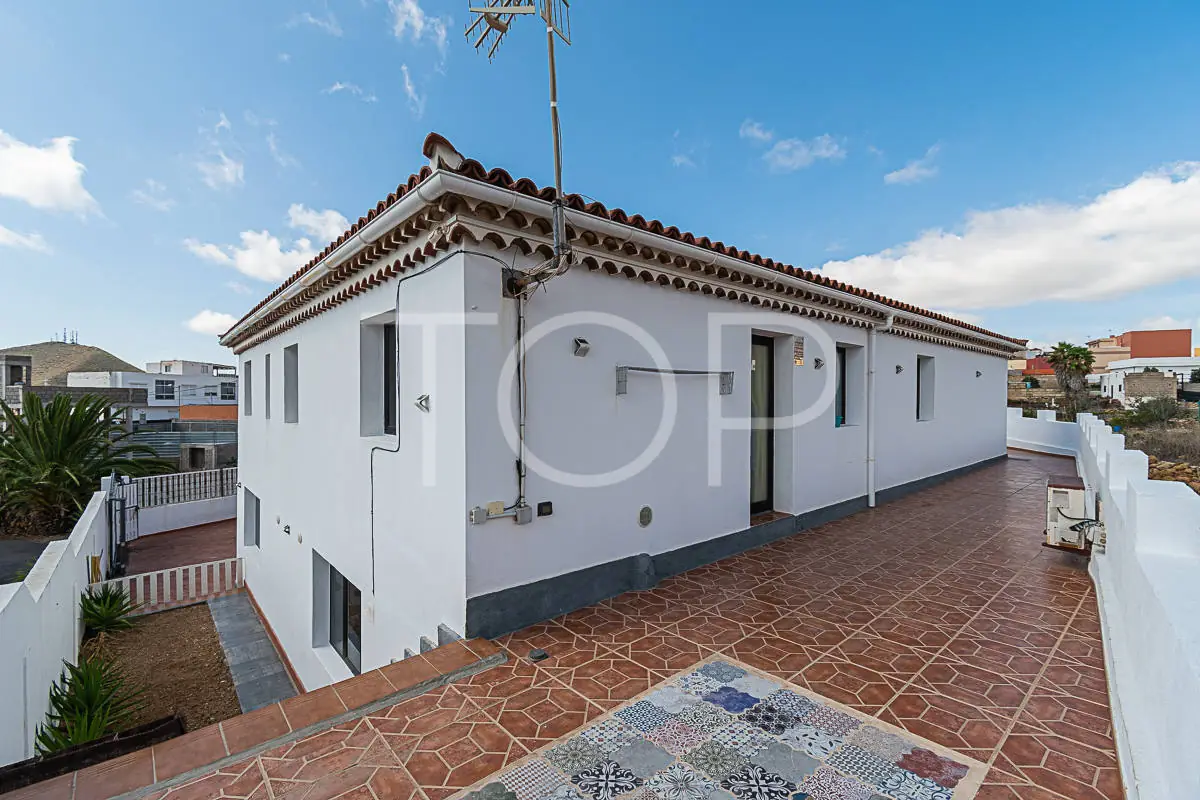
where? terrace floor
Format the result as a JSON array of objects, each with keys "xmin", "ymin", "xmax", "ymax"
[
  {"xmin": 124, "ymin": 519, "xmax": 236, "ymax": 574},
  {"xmin": 23, "ymin": 450, "xmax": 1120, "ymax": 800}
]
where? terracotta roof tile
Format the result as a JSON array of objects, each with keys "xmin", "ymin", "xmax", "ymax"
[{"xmin": 224, "ymin": 132, "xmax": 1025, "ymax": 350}]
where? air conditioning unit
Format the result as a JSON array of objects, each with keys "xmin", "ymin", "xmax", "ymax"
[{"xmin": 1045, "ymin": 474, "xmax": 1098, "ymax": 553}]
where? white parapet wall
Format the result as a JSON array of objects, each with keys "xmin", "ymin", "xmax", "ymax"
[
  {"xmin": 1006, "ymin": 408, "xmax": 1200, "ymax": 800},
  {"xmin": 0, "ymin": 490, "xmax": 110, "ymax": 766},
  {"xmin": 137, "ymin": 495, "xmax": 236, "ymax": 537}
]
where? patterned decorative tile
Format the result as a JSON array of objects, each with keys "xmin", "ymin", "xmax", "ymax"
[
  {"xmin": 645, "ymin": 719, "xmax": 708, "ymax": 756},
  {"xmin": 825, "ymin": 745, "xmax": 904, "ymax": 790},
  {"xmin": 797, "ymin": 766, "xmax": 875, "ymax": 800},
  {"xmin": 704, "ymin": 687, "xmax": 760, "ymax": 713},
  {"xmin": 580, "ymin": 719, "xmax": 641, "ymax": 754},
  {"xmin": 848, "ymin": 725, "xmax": 914, "ymax": 762},
  {"xmin": 748, "ymin": 742, "xmax": 820, "ymax": 785},
  {"xmin": 546, "ymin": 738, "xmax": 607, "ymax": 774},
  {"xmin": 698, "ymin": 661, "xmax": 749, "ymax": 684},
  {"xmin": 644, "ymin": 762, "xmax": 716, "ymax": 800},
  {"xmin": 676, "ymin": 673, "xmax": 723, "ymax": 697},
  {"xmin": 877, "ymin": 770, "xmax": 954, "ymax": 800},
  {"xmin": 719, "ymin": 764, "xmax": 797, "ymax": 800},
  {"xmin": 615, "ymin": 700, "xmax": 674, "ymax": 732},
  {"xmin": 570, "ymin": 759, "xmax": 644, "ymax": 800},
  {"xmin": 644, "ymin": 686, "xmax": 703, "ymax": 714},
  {"xmin": 778, "ymin": 725, "xmax": 845, "ymax": 760},
  {"xmin": 612, "ymin": 740, "xmax": 675, "ymax": 779},
  {"xmin": 709, "ymin": 721, "xmax": 775, "ymax": 757},
  {"xmin": 729, "ymin": 673, "xmax": 786, "ymax": 700},
  {"xmin": 680, "ymin": 741, "xmax": 748, "ymax": 781},
  {"xmin": 803, "ymin": 705, "xmax": 862, "ymax": 737},
  {"xmin": 501, "ymin": 759, "xmax": 570, "ymax": 800},
  {"xmin": 763, "ymin": 690, "xmax": 818, "ymax": 721},
  {"xmin": 897, "ymin": 748, "xmax": 970, "ymax": 789},
  {"xmin": 675, "ymin": 702, "xmax": 733, "ymax": 733},
  {"xmin": 741, "ymin": 701, "xmax": 800, "ymax": 736}
]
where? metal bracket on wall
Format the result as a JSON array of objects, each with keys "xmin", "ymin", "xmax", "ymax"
[{"xmin": 616, "ymin": 366, "xmax": 735, "ymax": 396}]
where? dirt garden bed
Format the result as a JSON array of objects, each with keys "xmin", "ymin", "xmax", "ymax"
[
  {"xmin": 85, "ymin": 604, "xmax": 241, "ymax": 731},
  {"xmin": 1124, "ymin": 418, "xmax": 1200, "ymax": 495}
]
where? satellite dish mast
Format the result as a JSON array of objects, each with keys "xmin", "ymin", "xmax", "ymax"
[{"xmin": 466, "ymin": 0, "xmax": 573, "ymax": 276}]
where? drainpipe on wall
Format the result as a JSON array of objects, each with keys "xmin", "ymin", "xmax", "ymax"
[{"xmin": 866, "ymin": 313, "xmax": 896, "ymax": 507}]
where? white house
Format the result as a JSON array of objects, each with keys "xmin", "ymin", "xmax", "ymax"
[
  {"xmin": 220, "ymin": 134, "xmax": 1025, "ymax": 690},
  {"xmin": 69, "ymin": 359, "xmax": 238, "ymax": 421},
  {"xmin": 1097, "ymin": 356, "xmax": 1200, "ymax": 406}
]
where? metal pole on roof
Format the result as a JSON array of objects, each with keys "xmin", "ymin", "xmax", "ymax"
[{"xmin": 467, "ymin": 0, "xmax": 572, "ymax": 274}]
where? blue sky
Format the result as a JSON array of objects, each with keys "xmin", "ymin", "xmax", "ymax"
[{"xmin": 3, "ymin": 1, "xmax": 1200, "ymax": 367}]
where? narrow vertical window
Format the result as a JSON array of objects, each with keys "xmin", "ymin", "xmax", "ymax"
[
  {"xmin": 917, "ymin": 355, "xmax": 935, "ymax": 420},
  {"xmin": 284, "ymin": 344, "xmax": 299, "ymax": 423},
  {"xmin": 264, "ymin": 353, "xmax": 272, "ymax": 420},
  {"xmin": 329, "ymin": 565, "xmax": 362, "ymax": 674},
  {"xmin": 383, "ymin": 322, "xmax": 397, "ymax": 435},
  {"xmin": 243, "ymin": 361, "xmax": 253, "ymax": 416},
  {"xmin": 244, "ymin": 488, "xmax": 260, "ymax": 547},
  {"xmin": 835, "ymin": 346, "xmax": 847, "ymax": 427}
]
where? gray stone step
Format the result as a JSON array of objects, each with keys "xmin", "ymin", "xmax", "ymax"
[{"xmin": 208, "ymin": 593, "xmax": 298, "ymax": 713}]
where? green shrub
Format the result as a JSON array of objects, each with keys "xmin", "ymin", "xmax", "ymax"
[
  {"xmin": 35, "ymin": 656, "xmax": 142, "ymax": 755},
  {"xmin": 80, "ymin": 584, "xmax": 140, "ymax": 636},
  {"xmin": 1130, "ymin": 397, "xmax": 1182, "ymax": 427}
]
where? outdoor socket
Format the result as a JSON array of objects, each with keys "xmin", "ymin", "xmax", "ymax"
[{"xmin": 537, "ymin": 501, "xmax": 554, "ymax": 517}]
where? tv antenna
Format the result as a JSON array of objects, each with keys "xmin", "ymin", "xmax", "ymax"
[{"xmin": 466, "ymin": 0, "xmax": 573, "ymax": 276}]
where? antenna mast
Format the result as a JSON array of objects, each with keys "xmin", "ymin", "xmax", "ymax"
[{"xmin": 466, "ymin": 0, "xmax": 573, "ymax": 275}]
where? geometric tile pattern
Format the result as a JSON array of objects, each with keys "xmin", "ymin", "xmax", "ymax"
[
  {"xmin": 451, "ymin": 658, "xmax": 986, "ymax": 800},
  {"xmin": 74, "ymin": 451, "xmax": 1120, "ymax": 800}
]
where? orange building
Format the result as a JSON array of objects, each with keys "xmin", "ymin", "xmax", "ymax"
[
  {"xmin": 179, "ymin": 404, "xmax": 238, "ymax": 421},
  {"xmin": 1088, "ymin": 329, "xmax": 1193, "ymax": 372}
]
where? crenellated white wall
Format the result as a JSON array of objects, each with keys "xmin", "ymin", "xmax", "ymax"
[
  {"xmin": 1004, "ymin": 408, "xmax": 1200, "ymax": 800},
  {"xmin": 0, "ymin": 491, "xmax": 109, "ymax": 766}
]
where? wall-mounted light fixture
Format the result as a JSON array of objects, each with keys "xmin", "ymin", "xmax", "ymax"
[
  {"xmin": 813, "ymin": 357, "xmax": 825, "ymax": 370},
  {"xmin": 895, "ymin": 365, "xmax": 904, "ymax": 374},
  {"xmin": 572, "ymin": 337, "xmax": 591, "ymax": 357}
]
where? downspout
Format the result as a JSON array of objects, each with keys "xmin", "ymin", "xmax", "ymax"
[{"xmin": 867, "ymin": 313, "xmax": 896, "ymax": 507}]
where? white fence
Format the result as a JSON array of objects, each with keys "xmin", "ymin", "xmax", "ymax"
[
  {"xmin": 134, "ymin": 467, "xmax": 238, "ymax": 508},
  {"xmin": 1005, "ymin": 409, "xmax": 1200, "ymax": 800},
  {"xmin": 98, "ymin": 558, "xmax": 244, "ymax": 615},
  {"xmin": 0, "ymin": 490, "xmax": 109, "ymax": 766}
]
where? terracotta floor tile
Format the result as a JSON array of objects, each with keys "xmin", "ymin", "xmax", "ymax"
[
  {"xmin": 718, "ymin": 633, "xmax": 824, "ymax": 681},
  {"xmin": 74, "ymin": 748, "xmax": 155, "ymax": 800},
  {"xmin": 334, "ymin": 669, "xmax": 397, "ymax": 710},
  {"xmin": 379, "ymin": 655, "xmax": 441, "ymax": 691},
  {"xmin": 421, "ymin": 640, "xmax": 480, "ymax": 675}
]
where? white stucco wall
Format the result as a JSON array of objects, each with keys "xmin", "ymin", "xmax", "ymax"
[
  {"xmin": 0, "ymin": 491, "xmax": 108, "ymax": 766},
  {"xmin": 235, "ymin": 256, "xmax": 470, "ymax": 691},
  {"xmin": 462, "ymin": 250, "xmax": 1009, "ymax": 598},
  {"xmin": 137, "ymin": 495, "xmax": 236, "ymax": 538}
]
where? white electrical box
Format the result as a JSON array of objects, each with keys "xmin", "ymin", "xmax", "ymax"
[{"xmin": 1045, "ymin": 474, "xmax": 1091, "ymax": 552}]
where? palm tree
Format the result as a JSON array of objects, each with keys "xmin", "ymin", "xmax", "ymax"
[
  {"xmin": 1045, "ymin": 342, "xmax": 1096, "ymax": 417},
  {"xmin": 0, "ymin": 394, "xmax": 172, "ymax": 535}
]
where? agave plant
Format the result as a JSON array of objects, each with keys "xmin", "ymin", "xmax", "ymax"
[
  {"xmin": 80, "ymin": 584, "xmax": 141, "ymax": 637},
  {"xmin": 0, "ymin": 394, "xmax": 171, "ymax": 535},
  {"xmin": 35, "ymin": 655, "xmax": 143, "ymax": 755}
]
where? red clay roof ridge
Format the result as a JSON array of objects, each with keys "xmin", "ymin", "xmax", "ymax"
[{"xmin": 223, "ymin": 132, "xmax": 1026, "ymax": 350}]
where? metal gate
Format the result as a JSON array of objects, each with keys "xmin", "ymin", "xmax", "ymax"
[{"xmin": 106, "ymin": 472, "xmax": 139, "ymax": 577}]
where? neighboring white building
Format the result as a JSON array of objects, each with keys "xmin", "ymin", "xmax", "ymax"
[
  {"xmin": 69, "ymin": 360, "xmax": 238, "ymax": 421},
  {"xmin": 220, "ymin": 134, "xmax": 1026, "ymax": 690},
  {"xmin": 1097, "ymin": 356, "xmax": 1200, "ymax": 406}
]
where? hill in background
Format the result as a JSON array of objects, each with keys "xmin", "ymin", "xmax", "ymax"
[{"xmin": 0, "ymin": 342, "xmax": 143, "ymax": 386}]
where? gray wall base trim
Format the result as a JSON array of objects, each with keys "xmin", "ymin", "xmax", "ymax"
[{"xmin": 466, "ymin": 452, "xmax": 1008, "ymax": 639}]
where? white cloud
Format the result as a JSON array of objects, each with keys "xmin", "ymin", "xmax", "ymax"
[
  {"xmin": 867, "ymin": 145, "xmax": 884, "ymax": 158},
  {"xmin": 186, "ymin": 230, "xmax": 315, "ymax": 282},
  {"xmin": 185, "ymin": 203, "xmax": 348, "ymax": 282},
  {"xmin": 763, "ymin": 135, "xmax": 845, "ymax": 173},
  {"xmin": 389, "ymin": 0, "xmax": 449, "ymax": 57},
  {"xmin": 289, "ymin": 11, "xmax": 342, "ymax": 36},
  {"xmin": 278, "ymin": 52, "xmax": 292, "ymax": 63},
  {"xmin": 884, "ymin": 144, "xmax": 940, "ymax": 185},
  {"xmin": 739, "ymin": 120, "xmax": 773, "ymax": 143},
  {"xmin": 186, "ymin": 310, "xmax": 238, "ymax": 336},
  {"xmin": 400, "ymin": 65, "xmax": 426, "ymax": 117},
  {"xmin": 197, "ymin": 150, "xmax": 244, "ymax": 189},
  {"xmin": 671, "ymin": 154, "xmax": 696, "ymax": 168},
  {"xmin": 0, "ymin": 224, "xmax": 50, "ymax": 253},
  {"xmin": 323, "ymin": 82, "xmax": 377, "ymax": 103},
  {"xmin": 215, "ymin": 112, "xmax": 232, "ymax": 134},
  {"xmin": 931, "ymin": 309, "xmax": 984, "ymax": 326},
  {"xmin": 287, "ymin": 203, "xmax": 349, "ymax": 242},
  {"xmin": 130, "ymin": 179, "xmax": 175, "ymax": 211},
  {"xmin": 225, "ymin": 281, "xmax": 254, "ymax": 295},
  {"xmin": 0, "ymin": 130, "xmax": 98, "ymax": 214},
  {"xmin": 820, "ymin": 162, "xmax": 1200, "ymax": 311},
  {"xmin": 267, "ymin": 133, "xmax": 299, "ymax": 168}
]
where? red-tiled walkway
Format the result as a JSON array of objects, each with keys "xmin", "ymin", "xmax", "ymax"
[
  {"xmin": 124, "ymin": 520, "xmax": 236, "ymax": 574},
  {"xmin": 24, "ymin": 451, "xmax": 1120, "ymax": 799}
]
